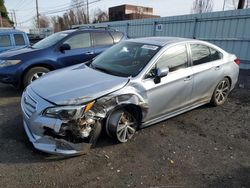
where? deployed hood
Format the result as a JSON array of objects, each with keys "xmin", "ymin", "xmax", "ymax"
[
  {"xmin": 30, "ymin": 64, "xmax": 129, "ymax": 105},
  {"xmin": 0, "ymin": 47, "xmax": 37, "ymax": 59}
]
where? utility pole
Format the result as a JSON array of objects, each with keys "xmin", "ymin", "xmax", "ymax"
[
  {"xmin": 10, "ymin": 10, "xmax": 17, "ymax": 27},
  {"xmin": 10, "ymin": 9, "xmax": 17, "ymax": 27},
  {"xmin": 36, "ymin": 0, "xmax": 40, "ymax": 28},
  {"xmin": 87, "ymin": 0, "xmax": 89, "ymax": 24},
  {"xmin": 9, "ymin": 12, "xmax": 13, "ymax": 23},
  {"xmin": 238, "ymin": 0, "xmax": 245, "ymax": 9},
  {"xmin": 0, "ymin": 12, "xmax": 3, "ymax": 27}
]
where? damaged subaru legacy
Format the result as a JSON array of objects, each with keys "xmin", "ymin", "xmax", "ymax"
[{"xmin": 21, "ymin": 37, "xmax": 239, "ymax": 156}]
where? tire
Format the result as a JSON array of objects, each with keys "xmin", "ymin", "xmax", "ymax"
[
  {"xmin": 106, "ymin": 109, "xmax": 138, "ymax": 143},
  {"xmin": 210, "ymin": 78, "xmax": 231, "ymax": 106},
  {"xmin": 23, "ymin": 67, "xmax": 50, "ymax": 88}
]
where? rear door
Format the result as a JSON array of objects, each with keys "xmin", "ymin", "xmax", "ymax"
[
  {"xmin": 189, "ymin": 43, "xmax": 224, "ymax": 103},
  {"xmin": 92, "ymin": 31, "xmax": 114, "ymax": 56},
  {"xmin": 57, "ymin": 32, "xmax": 95, "ymax": 67}
]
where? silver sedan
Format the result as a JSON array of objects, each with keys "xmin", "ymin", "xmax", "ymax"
[{"xmin": 21, "ymin": 37, "xmax": 240, "ymax": 156}]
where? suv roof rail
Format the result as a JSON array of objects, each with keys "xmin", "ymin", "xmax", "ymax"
[
  {"xmin": 0, "ymin": 27, "xmax": 16, "ymax": 30},
  {"xmin": 71, "ymin": 25, "xmax": 118, "ymax": 31}
]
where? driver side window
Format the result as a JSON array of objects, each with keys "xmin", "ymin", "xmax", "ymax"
[
  {"xmin": 157, "ymin": 44, "xmax": 188, "ymax": 72},
  {"xmin": 145, "ymin": 44, "xmax": 188, "ymax": 78},
  {"xmin": 63, "ymin": 33, "xmax": 91, "ymax": 49}
]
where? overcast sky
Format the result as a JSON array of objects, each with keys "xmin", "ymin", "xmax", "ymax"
[{"xmin": 5, "ymin": 0, "xmax": 229, "ymax": 28}]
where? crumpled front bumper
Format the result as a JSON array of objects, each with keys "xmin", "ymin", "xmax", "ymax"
[
  {"xmin": 21, "ymin": 87, "xmax": 93, "ymax": 156},
  {"xmin": 23, "ymin": 120, "xmax": 91, "ymax": 156}
]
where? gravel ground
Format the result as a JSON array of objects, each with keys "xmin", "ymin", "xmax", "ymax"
[{"xmin": 0, "ymin": 71, "xmax": 249, "ymax": 188}]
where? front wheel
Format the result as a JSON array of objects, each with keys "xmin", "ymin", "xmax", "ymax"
[
  {"xmin": 23, "ymin": 67, "xmax": 50, "ymax": 88},
  {"xmin": 210, "ymin": 78, "xmax": 231, "ymax": 106},
  {"xmin": 106, "ymin": 109, "xmax": 138, "ymax": 143}
]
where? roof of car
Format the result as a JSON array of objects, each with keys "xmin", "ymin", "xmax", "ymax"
[{"xmin": 128, "ymin": 37, "xmax": 197, "ymax": 47}]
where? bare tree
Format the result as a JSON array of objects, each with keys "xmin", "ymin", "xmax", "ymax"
[
  {"xmin": 70, "ymin": 0, "xmax": 88, "ymax": 24},
  {"xmin": 50, "ymin": 16, "xmax": 60, "ymax": 32},
  {"xmin": 50, "ymin": 0, "xmax": 89, "ymax": 32},
  {"xmin": 33, "ymin": 15, "xmax": 50, "ymax": 28},
  {"xmin": 191, "ymin": 0, "xmax": 214, "ymax": 13},
  {"xmin": 92, "ymin": 8, "xmax": 109, "ymax": 23}
]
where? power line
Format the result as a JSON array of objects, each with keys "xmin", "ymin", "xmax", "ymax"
[
  {"xmin": 14, "ymin": 0, "xmax": 26, "ymax": 10},
  {"xmin": 40, "ymin": 0, "xmax": 101, "ymax": 15}
]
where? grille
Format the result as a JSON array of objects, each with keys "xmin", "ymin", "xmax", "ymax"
[{"xmin": 23, "ymin": 91, "xmax": 37, "ymax": 118}]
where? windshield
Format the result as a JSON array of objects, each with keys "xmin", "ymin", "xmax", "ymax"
[
  {"xmin": 91, "ymin": 41, "xmax": 161, "ymax": 77},
  {"xmin": 32, "ymin": 32, "xmax": 69, "ymax": 49}
]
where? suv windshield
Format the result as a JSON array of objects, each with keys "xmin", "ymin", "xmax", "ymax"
[
  {"xmin": 91, "ymin": 41, "xmax": 160, "ymax": 77},
  {"xmin": 32, "ymin": 32, "xmax": 69, "ymax": 49}
]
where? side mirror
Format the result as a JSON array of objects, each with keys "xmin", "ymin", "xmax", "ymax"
[
  {"xmin": 60, "ymin": 43, "xmax": 71, "ymax": 52},
  {"xmin": 154, "ymin": 67, "xmax": 169, "ymax": 84},
  {"xmin": 157, "ymin": 67, "xmax": 169, "ymax": 78}
]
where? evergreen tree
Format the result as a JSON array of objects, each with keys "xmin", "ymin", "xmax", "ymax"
[{"xmin": 0, "ymin": 0, "xmax": 13, "ymax": 26}]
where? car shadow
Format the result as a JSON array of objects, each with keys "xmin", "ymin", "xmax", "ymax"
[{"xmin": 0, "ymin": 83, "xmax": 22, "ymax": 98}]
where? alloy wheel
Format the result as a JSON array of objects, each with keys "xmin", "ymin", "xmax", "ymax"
[
  {"xmin": 30, "ymin": 72, "xmax": 46, "ymax": 82},
  {"xmin": 215, "ymin": 79, "xmax": 230, "ymax": 104},
  {"xmin": 116, "ymin": 112, "xmax": 136, "ymax": 143}
]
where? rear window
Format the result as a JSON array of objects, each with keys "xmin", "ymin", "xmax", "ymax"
[
  {"xmin": 190, "ymin": 44, "xmax": 223, "ymax": 66},
  {"xmin": 110, "ymin": 32, "xmax": 124, "ymax": 43},
  {"xmin": 92, "ymin": 32, "xmax": 114, "ymax": 46},
  {"xmin": 14, "ymin": 34, "xmax": 25, "ymax": 45},
  {"xmin": 0, "ymin": 35, "xmax": 11, "ymax": 47}
]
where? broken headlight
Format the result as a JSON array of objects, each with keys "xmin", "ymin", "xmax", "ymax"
[{"xmin": 43, "ymin": 101, "xmax": 95, "ymax": 120}]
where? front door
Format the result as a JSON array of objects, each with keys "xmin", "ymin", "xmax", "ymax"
[
  {"xmin": 57, "ymin": 32, "xmax": 95, "ymax": 67},
  {"xmin": 143, "ymin": 44, "xmax": 193, "ymax": 122}
]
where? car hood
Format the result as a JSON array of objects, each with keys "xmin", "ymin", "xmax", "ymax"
[
  {"xmin": 30, "ymin": 64, "xmax": 129, "ymax": 105},
  {"xmin": 0, "ymin": 47, "xmax": 37, "ymax": 59}
]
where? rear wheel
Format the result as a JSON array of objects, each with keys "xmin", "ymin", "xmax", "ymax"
[
  {"xmin": 23, "ymin": 67, "xmax": 50, "ymax": 88},
  {"xmin": 210, "ymin": 78, "xmax": 231, "ymax": 106},
  {"xmin": 106, "ymin": 109, "xmax": 138, "ymax": 143}
]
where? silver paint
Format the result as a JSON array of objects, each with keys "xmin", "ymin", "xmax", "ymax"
[{"xmin": 21, "ymin": 37, "xmax": 239, "ymax": 156}]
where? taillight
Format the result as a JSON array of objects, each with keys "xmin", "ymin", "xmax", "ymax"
[{"xmin": 234, "ymin": 58, "xmax": 240, "ymax": 65}]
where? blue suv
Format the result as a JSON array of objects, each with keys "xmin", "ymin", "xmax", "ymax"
[
  {"xmin": 0, "ymin": 28, "xmax": 126, "ymax": 88},
  {"xmin": 0, "ymin": 29, "xmax": 30, "ymax": 53}
]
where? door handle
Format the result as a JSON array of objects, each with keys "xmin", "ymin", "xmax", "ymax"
[
  {"xmin": 85, "ymin": 51, "xmax": 94, "ymax": 55},
  {"xmin": 215, "ymin": 66, "xmax": 221, "ymax": 70},
  {"xmin": 184, "ymin": 76, "xmax": 192, "ymax": 81}
]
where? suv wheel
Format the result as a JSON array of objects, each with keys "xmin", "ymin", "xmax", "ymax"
[
  {"xmin": 23, "ymin": 67, "xmax": 50, "ymax": 88},
  {"xmin": 106, "ymin": 109, "xmax": 138, "ymax": 143}
]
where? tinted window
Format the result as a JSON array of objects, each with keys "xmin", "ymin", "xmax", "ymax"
[
  {"xmin": 64, "ymin": 33, "xmax": 91, "ymax": 49},
  {"xmin": 14, "ymin": 34, "xmax": 25, "ymax": 45},
  {"xmin": 0, "ymin": 35, "xmax": 11, "ymax": 47},
  {"xmin": 157, "ymin": 44, "xmax": 188, "ymax": 72},
  {"xmin": 93, "ymin": 32, "xmax": 113, "ymax": 46},
  {"xmin": 110, "ymin": 32, "xmax": 124, "ymax": 43},
  {"xmin": 32, "ymin": 32, "xmax": 69, "ymax": 49},
  {"xmin": 92, "ymin": 41, "xmax": 160, "ymax": 77},
  {"xmin": 209, "ymin": 47, "xmax": 223, "ymax": 61},
  {"xmin": 190, "ymin": 44, "xmax": 222, "ymax": 65}
]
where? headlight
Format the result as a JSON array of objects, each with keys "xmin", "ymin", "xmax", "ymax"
[
  {"xmin": 0, "ymin": 60, "xmax": 21, "ymax": 68},
  {"xmin": 43, "ymin": 101, "xmax": 95, "ymax": 120}
]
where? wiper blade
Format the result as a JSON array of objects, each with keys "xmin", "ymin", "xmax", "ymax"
[{"xmin": 93, "ymin": 66, "xmax": 113, "ymax": 75}]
